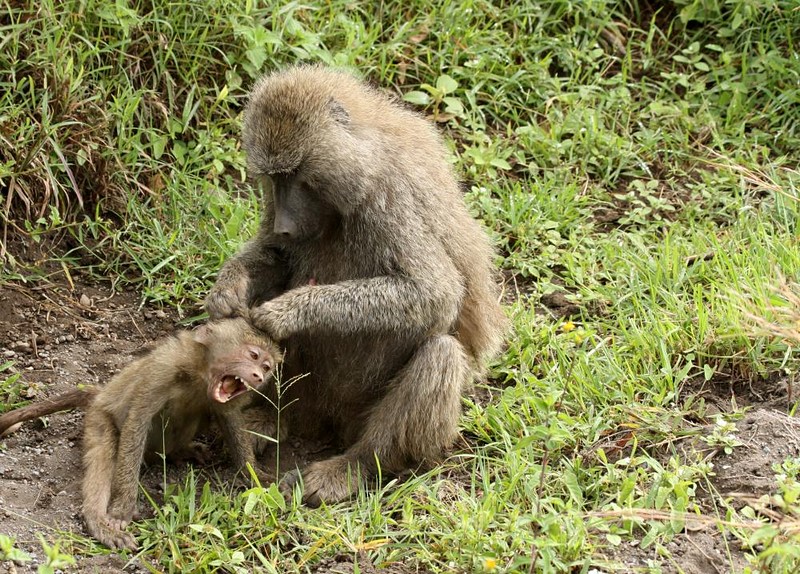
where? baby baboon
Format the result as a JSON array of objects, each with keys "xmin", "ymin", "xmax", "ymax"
[
  {"xmin": 206, "ymin": 65, "xmax": 508, "ymax": 506},
  {"xmin": 0, "ymin": 318, "xmax": 281, "ymax": 550}
]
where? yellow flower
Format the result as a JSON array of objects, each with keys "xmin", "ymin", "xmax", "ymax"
[
  {"xmin": 483, "ymin": 557, "xmax": 498, "ymax": 571},
  {"xmin": 562, "ymin": 320, "xmax": 576, "ymax": 333}
]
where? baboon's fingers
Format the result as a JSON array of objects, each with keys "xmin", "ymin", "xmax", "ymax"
[
  {"xmin": 279, "ymin": 468, "xmax": 302, "ymax": 505},
  {"xmin": 107, "ymin": 497, "xmax": 138, "ymax": 528},
  {"xmin": 85, "ymin": 514, "xmax": 137, "ymax": 551},
  {"xmin": 292, "ymin": 456, "xmax": 364, "ymax": 507},
  {"xmin": 104, "ymin": 529, "xmax": 137, "ymax": 552},
  {"xmin": 206, "ymin": 289, "xmax": 248, "ymax": 320},
  {"xmin": 106, "ymin": 516, "xmax": 130, "ymax": 531},
  {"xmin": 205, "ymin": 272, "xmax": 250, "ymax": 319},
  {"xmin": 249, "ymin": 298, "xmax": 293, "ymax": 340}
]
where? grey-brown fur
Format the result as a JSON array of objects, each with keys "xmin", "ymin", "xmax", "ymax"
[
  {"xmin": 206, "ymin": 65, "xmax": 508, "ymax": 506},
  {"xmin": 1, "ymin": 318, "xmax": 281, "ymax": 550},
  {"xmin": 83, "ymin": 317, "xmax": 281, "ymax": 550},
  {"xmin": 0, "ymin": 387, "xmax": 95, "ymax": 437}
]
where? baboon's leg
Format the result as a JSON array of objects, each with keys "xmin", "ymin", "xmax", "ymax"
[
  {"xmin": 82, "ymin": 409, "xmax": 137, "ymax": 551},
  {"xmin": 148, "ymin": 412, "xmax": 203, "ymax": 463},
  {"xmin": 292, "ymin": 334, "xmax": 467, "ymax": 506},
  {"xmin": 214, "ymin": 408, "xmax": 263, "ymax": 479}
]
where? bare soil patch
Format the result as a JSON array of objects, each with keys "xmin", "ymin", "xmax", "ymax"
[
  {"xmin": 605, "ymin": 375, "xmax": 799, "ymax": 573},
  {"xmin": 682, "ymin": 370, "xmax": 795, "ymax": 414}
]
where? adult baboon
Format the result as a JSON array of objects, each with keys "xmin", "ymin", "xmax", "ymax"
[{"xmin": 206, "ymin": 65, "xmax": 508, "ymax": 506}]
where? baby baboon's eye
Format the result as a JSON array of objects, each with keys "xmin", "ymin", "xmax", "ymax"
[{"xmin": 249, "ymin": 349, "xmax": 260, "ymax": 361}]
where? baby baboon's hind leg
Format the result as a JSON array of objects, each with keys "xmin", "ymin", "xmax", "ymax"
[{"xmin": 288, "ymin": 334, "xmax": 468, "ymax": 506}]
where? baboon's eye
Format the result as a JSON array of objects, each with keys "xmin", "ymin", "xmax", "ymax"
[{"xmin": 249, "ymin": 349, "xmax": 260, "ymax": 361}]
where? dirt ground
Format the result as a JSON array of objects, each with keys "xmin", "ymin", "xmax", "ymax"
[
  {"xmin": 1, "ymin": 274, "xmax": 798, "ymax": 573},
  {"xmin": 0, "ymin": 279, "xmax": 176, "ymax": 573},
  {"xmin": 602, "ymin": 376, "xmax": 800, "ymax": 573}
]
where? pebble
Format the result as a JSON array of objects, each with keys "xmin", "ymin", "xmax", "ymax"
[{"xmin": 3, "ymin": 349, "xmax": 15, "ymax": 357}]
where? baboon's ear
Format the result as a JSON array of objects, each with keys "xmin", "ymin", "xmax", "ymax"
[
  {"xmin": 327, "ymin": 98, "xmax": 350, "ymax": 124},
  {"xmin": 193, "ymin": 324, "xmax": 214, "ymax": 347}
]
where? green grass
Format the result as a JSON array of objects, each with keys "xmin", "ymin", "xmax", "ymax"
[
  {"xmin": 2, "ymin": 0, "xmax": 800, "ymax": 572},
  {"xmin": 0, "ymin": 361, "xmax": 25, "ymax": 414}
]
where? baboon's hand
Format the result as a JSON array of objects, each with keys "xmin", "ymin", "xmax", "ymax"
[
  {"xmin": 206, "ymin": 266, "xmax": 250, "ymax": 319},
  {"xmin": 84, "ymin": 511, "xmax": 138, "ymax": 551},
  {"xmin": 249, "ymin": 294, "xmax": 298, "ymax": 341}
]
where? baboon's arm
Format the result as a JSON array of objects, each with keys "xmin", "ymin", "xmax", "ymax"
[
  {"xmin": 106, "ymin": 391, "xmax": 171, "ymax": 521},
  {"xmin": 251, "ymin": 237, "xmax": 464, "ymax": 339}
]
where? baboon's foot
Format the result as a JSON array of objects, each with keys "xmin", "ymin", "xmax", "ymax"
[
  {"xmin": 101, "ymin": 526, "xmax": 137, "ymax": 552},
  {"xmin": 280, "ymin": 456, "xmax": 365, "ymax": 507},
  {"xmin": 170, "ymin": 441, "xmax": 213, "ymax": 465}
]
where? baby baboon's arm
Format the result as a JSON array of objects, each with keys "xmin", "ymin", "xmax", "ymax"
[
  {"xmin": 106, "ymin": 389, "xmax": 175, "ymax": 525},
  {"xmin": 82, "ymin": 407, "xmax": 137, "ymax": 551}
]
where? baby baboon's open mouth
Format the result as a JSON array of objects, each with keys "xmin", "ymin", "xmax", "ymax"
[{"xmin": 212, "ymin": 375, "xmax": 248, "ymax": 403}]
